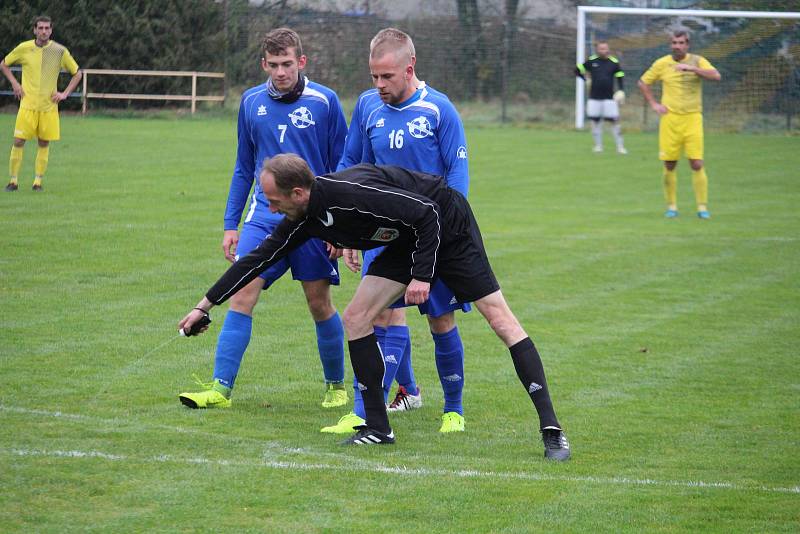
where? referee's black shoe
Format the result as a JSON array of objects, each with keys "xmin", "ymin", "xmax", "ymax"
[
  {"xmin": 541, "ymin": 427, "xmax": 570, "ymax": 461},
  {"xmin": 341, "ymin": 426, "xmax": 395, "ymax": 445}
]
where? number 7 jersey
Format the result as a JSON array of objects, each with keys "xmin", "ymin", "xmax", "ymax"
[{"xmin": 225, "ymin": 77, "xmax": 347, "ymax": 229}]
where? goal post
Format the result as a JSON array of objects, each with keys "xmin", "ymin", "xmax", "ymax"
[{"xmin": 575, "ymin": 6, "xmax": 800, "ymax": 130}]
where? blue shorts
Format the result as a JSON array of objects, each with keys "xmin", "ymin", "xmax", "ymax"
[
  {"xmin": 237, "ymin": 218, "xmax": 339, "ymax": 289},
  {"xmin": 363, "ymin": 247, "xmax": 471, "ymax": 318}
]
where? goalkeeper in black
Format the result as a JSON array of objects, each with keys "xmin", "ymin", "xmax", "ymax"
[
  {"xmin": 576, "ymin": 41, "xmax": 627, "ymax": 154},
  {"xmin": 179, "ymin": 153, "xmax": 571, "ymax": 461}
]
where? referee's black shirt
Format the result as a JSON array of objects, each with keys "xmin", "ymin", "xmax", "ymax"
[{"xmin": 206, "ymin": 163, "xmax": 452, "ymax": 305}]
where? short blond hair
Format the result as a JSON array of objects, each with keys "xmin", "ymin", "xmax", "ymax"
[{"xmin": 370, "ymin": 28, "xmax": 415, "ymax": 64}]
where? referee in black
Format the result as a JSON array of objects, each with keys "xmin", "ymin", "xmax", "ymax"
[
  {"xmin": 180, "ymin": 154, "xmax": 570, "ymax": 461},
  {"xmin": 576, "ymin": 41, "xmax": 627, "ymax": 154}
]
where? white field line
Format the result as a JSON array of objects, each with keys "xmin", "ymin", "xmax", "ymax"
[
  {"xmin": 3, "ymin": 447, "xmax": 799, "ymax": 495},
  {"xmin": 0, "ymin": 405, "xmax": 383, "ymax": 468},
  {"xmin": 2, "ymin": 405, "xmax": 798, "ymax": 495}
]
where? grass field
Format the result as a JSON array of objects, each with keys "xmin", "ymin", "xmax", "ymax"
[{"xmin": 1, "ymin": 113, "xmax": 798, "ymax": 532}]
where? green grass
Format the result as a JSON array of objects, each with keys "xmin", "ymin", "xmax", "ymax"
[{"xmin": 1, "ymin": 114, "xmax": 798, "ymax": 532}]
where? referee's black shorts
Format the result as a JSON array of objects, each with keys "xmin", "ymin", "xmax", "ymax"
[{"xmin": 366, "ymin": 189, "xmax": 500, "ymax": 304}]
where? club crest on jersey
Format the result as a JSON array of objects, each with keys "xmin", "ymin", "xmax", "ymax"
[
  {"xmin": 376, "ymin": 118, "xmax": 385, "ymax": 128},
  {"xmin": 457, "ymin": 145, "xmax": 467, "ymax": 159},
  {"xmin": 407, "ymin": 116, "xmax": 433, "ymax": 138},
  {"xmin": 371, "ymin": 227, "xmax": 400, "ymax": 242},
  {"xmin": 257, "ymin": 105, "xmax": 267, "ymax": 116},
  {"xmin": 289, "ymin": 106, "xmax": 315, "ymax": 128}
]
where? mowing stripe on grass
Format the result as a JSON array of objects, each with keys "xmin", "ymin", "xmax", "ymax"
[
  {"xmin": 4, "ymin": 447, "xmax": 798, "ymax": 495},
  {"xmin": 3, "ymin": 405, "xmax": 798, "ymax": 496}
]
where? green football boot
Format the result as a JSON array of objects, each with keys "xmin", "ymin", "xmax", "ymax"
[
  {"xmin": 439, "ymin": 411, "xmax": 465, "ymax": 433},
  {"xmin": 320, "ymin": 412, "xmax": 365, "ymax": 434},
  {"xmin": 179, "ymin": 377, "xmax": 232, "ymax": 409},
  {"xmin": 321, "ymin": 382, "xmax": 348, "ymax": 408}
]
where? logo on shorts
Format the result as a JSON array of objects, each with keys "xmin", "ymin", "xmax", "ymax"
[
  {"xmin": 14, "ymin": 129, "xmax": 24, "ymax": 136},
  {"xmin": 449, "ymin": 296, "xmax": 458, "ymax": 305},
  {"xmin": 528, "ymin": 382, "xmax": 542, "ymax": 393},
  {"xmin": 357, "ymin": 382, "xmax": 368, "ymax": 391},
  {"xmin": 371, "ymin": 227, "xmax": 399, "ymax": 242},
  {"xmin": 384, "ymin": 354, "xmax": 398, "ymax": 364}
]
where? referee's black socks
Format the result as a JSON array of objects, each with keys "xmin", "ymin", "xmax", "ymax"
[
  {"xmin": 348, "ymin": 334, "xmax": 391, "ymax": 434},
  {"xmin": 509, "ymin": 337, "xmax": 561, "ymax": 430}
]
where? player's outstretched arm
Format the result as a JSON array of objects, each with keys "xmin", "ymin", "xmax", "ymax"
[{"xmin": 178, "ymin": 298, "xmax": 214, "ymax": 336}]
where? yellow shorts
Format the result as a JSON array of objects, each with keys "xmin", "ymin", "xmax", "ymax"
[
  {"xmin": 13, "ymin": 108, "xmax": 61, "ymax": 141},
  {"xmin": 658, "ymin": 111, "xmax": 703, "ymax": 161}
]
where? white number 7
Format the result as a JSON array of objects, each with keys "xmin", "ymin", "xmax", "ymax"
[{"xmin": 278, "ymin": 124, "xmax": 287, "ymax": 143}]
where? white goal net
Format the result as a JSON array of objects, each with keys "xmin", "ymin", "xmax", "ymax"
[{"xmin": 576, "ymin": 6, "xmax": 800, "ymax": 132}]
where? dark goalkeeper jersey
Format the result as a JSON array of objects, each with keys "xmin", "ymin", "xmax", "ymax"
[
  {"xmin": 206, "ymin": 164, "xmax": 454, "ymax": 304},
  {"xmin": 576, "ymin": 55, "xmax": 625, "ymax": 100}
]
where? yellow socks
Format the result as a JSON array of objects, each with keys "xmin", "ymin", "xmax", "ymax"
[
  {"xmin": 663, "ymin": 168, "xmax": 677, "ymax": 208},
  {"xmin": 9, "ymin": 146, "xmax": 23, "ymax": 180},
  {"xmin": 692, "ymin": 168, "xmax": 708, "ymax": 208},
  {"xmin": 35, "ymin": 145, "xmax": 49, "ymax": 178}
]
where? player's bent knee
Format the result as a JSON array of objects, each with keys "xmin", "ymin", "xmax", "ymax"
[
  {"xmin": 342, "ymin": 306, "xmax": 374, "ymax": 339},
  {"xmin": 302, "ymin": 281, "xmax": 335, "ymax": 321},
  {"xmin": 690, "ymin": 159, "xmax": 704, "ymax": 171},
  {"xmin": 664, "ymin": 161, "xmax": 677, "ymax": 171},
  {"xmin": 229, "ymin": 282, "xmax": 262, "ymax": 314},
  {"xmin": 428, "ymin": 312, "xmax": 455, "ymax": 334},
  {"xmin": 487, "ymin": 317, "xmax": 525, "ymax": 345},
  {"xmin": 13, "ymin": 138, "xmax": 25, "ymax": 147}
]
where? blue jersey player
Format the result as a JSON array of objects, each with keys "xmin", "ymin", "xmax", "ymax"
[
  {"xmin": 179, "ymin": 28, "xmax": 349, "ymax": 410},
  {"xmin": 322, "ymin": 28, "xmax": 471, "ymax": 435}
]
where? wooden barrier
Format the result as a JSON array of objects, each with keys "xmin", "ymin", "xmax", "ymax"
[{"xmin": 80, "ymin": 69, "xmax": 225, "ymax": 114}]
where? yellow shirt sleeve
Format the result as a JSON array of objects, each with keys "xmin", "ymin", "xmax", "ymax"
[
  {"xmin": 3, "ymin": 42, "xmax": 26, "ymax": 66},
  {"xmin": 697, "ymin": 56, "xmax": 714, "ymax": 71},
  {"xmin": 61, "ymin": 48, "xmax": 79, "ymax": 75},
  {"xmin": 640, "ymin": 58, "xmax": 662, "ymax": 85}
]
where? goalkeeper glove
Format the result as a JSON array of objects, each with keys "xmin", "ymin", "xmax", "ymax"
[{"xmin": 613, "ymin": 90, "xmax": 626, "ymax": 104}]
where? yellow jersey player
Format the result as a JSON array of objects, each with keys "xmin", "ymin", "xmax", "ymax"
[
  {"xmin": 638, "ymin": 30, "xmax": 721, "ymax": 219},
  {"xmin": 1, "ymin": 15, "xmax": 81, "ymax": 192}
]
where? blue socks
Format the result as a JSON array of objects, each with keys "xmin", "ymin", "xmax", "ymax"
[
  {"xmin": 214, "ymin": 309, "xmax": 345, "ymax": 393},
  {"xmin": 352, "ymin": 326, "xmax": 464, "ymax": 416},
  {"xmin": 383, "ymin": 325, "xmax": 409, "ymax": 397},
  {"xmin": 433, "ymin": 327, "xmax": 465, "ymax": 415},
  {"xmin": 315, "ymin": 312, "xmax": 345, "ymax": 384},
  {"xmin": 391, "ymin": 326, "xmax": 418, "ymax": 395},
  {"xmin": 213, "ymin": 310, "xmax": 253, "ymax": 389}
]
